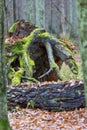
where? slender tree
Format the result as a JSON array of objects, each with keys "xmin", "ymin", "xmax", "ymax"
[
  {"xmin": 0, "ymin": 0, "xmax": 11, "ymax": 129},
  {"xmin": 78, "ymin": 0, "xmax": 87, "ymax": 106},
  {"xmin": 36, "ymin": 0, "xmax": 45, "ymax": 28}
]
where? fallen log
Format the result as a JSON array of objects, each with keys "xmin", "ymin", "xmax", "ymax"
[{"xmin": 7, "ymin": 80, "xmax": 85, "ymax": 111}]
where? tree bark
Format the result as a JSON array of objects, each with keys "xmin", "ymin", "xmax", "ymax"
[
  {"xmin": 36, "ymin": 0, "xmax": 45, "ymax": 28},
  {"xmin": 7, "ymin": 80, "xmax": 85, "ymax": 111},
  {"xmin": 0, "ymin": 0, "xmax": 11, "ymax": 129},
  {"xmin": 77, "ymin": 0, "xmax": 87, "ymax": 107}
]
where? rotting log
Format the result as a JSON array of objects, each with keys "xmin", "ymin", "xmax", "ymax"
[
  {"xmin": 5, "ymin": 20, "xmax": 78, "ymax": 85},
  {"xmin": 7, "ymin": 80, "xmax": 85, "ymax": 111}
]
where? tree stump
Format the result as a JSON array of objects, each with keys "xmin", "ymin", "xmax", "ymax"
[{"xmin": 5, "ymin": 20, "xmax": 78, "ymax": 84}]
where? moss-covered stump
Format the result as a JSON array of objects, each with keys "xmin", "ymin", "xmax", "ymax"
[
  {"xmin": 7, "ymin": 80, "xmax": 85, "ymax": 111},
  {"xmin": 5, "ymin": 20, "xmax": 78, "ymax": 84}
]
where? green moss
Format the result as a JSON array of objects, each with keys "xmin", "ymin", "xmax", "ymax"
[
  {"xmin": 66, "ymin": 59, "xmax": 78, "ymax": 74},
  {"xmin": 5, "ymin": 34, "xmax": 35, "ymax": 83},
  {"xmin": 22, "ymin": 28, "xmax": 46, "ymax": 77},
  {"xmin": 57, "ymin": 39, "xmax": 73, "ymax": 55},
  {"xmin": 38, "ymin": 32, "xmax": 72, "ymax": 56},
  {"xmin": 24, "ymin": 52, "xmax": 35, "ymax": 77},
  {"xmin": 19, "ymin": 56, "xmax": 26, "ymax": 68},
  {"xmin": 12, "ymin": 68, "xmax": 24, "ymax": 85},
  {"xmin": 23, "ymin": 33, "xmax": 34, "ymax": 47},
  {"xmin": 9, "ymin": 21, "xmax": 19, "ymax": 33},
  {"xmin": 11, "ymin": 41, "xmax": 24, "ymax": 55},
  {"xmin": 8, "ymin": 67, "xmax": 15, "ymax": 79},
  {"xmin": 6, "ymin": 56, "xmax": 17, "ymax": 84},
  {"xmin": 23, "ymin": 28, "xmax": 44, "ymax": 49},
  {"xmin": 38, "ymin": 32, "xmax": 51, "ymax": 38},
  {"xmin": 27, "ymin": 100, "xmax": 35, "ymax": 108},
  {"xmin": 50, "ymin": 61, "xmax": 59, "ymax": 72}
]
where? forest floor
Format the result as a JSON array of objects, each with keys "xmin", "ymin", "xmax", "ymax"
[
  {"xmin": 8, "ymin": 48, "xmax": 87, "ymax": 130},
  {"xmin": 8, "ymin": 108, "xmax": 87, "ymax": 130}
]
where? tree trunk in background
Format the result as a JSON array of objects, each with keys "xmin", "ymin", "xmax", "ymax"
[
  {"xmin": 51, "ymin": 0, "xmax": 61, "ymax": 35},
  {"xmin": 78, "ymin": 0, "xmax": 87, "ymax": 107},
  {"xmin": 4, "ymin": 0, "xmax": 14, "ymax": 32},
  {"xmin": 36, "ymin": 0, "xmax": 45, "ymax": 28},
  {"xmin": 28, "ymin": 0, "xmax": 36, "ymax": 24},
  {"xmin": 0, "ymin": 0, "xmax": 11, "ymax": 129},
  {"xmin": 65, "ymin": 0, "xmax": 73, "ymax": 38},
  {"xmin": 60, "ymin": 0, "xmax": 66, "ymax": 38},
  {"xmin": 45, "ymin": 0, "xmax": 52, "ymax": 32},
  {"xmin": 4, "ymin": 0, "xmax": 79, "ymax": 40},
  {"xmin": 71, "ymin": 0, "xmax": 78, "ymax": 39}
]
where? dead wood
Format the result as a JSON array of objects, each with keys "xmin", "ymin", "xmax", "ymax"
[
  {"xmin": 5, "ymin": 20, "xmax": 78, "ymax": 84},
  {"xmin": 7, "ymin": 80, "xmax": 85, "ymax": 111}
]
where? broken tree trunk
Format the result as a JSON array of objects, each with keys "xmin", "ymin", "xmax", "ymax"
[
  {"xmin": 7, "ymin": 80, "xmax": 85, "ymax": 111},
  {"xmin": 5, "ymin": 20, "xmax": 78, "ymax": 85}
]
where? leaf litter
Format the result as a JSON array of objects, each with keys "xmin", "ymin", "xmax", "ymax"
[{"xmin": 8, "ymin": 108, "xmax": 87, "ymax": 130}]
